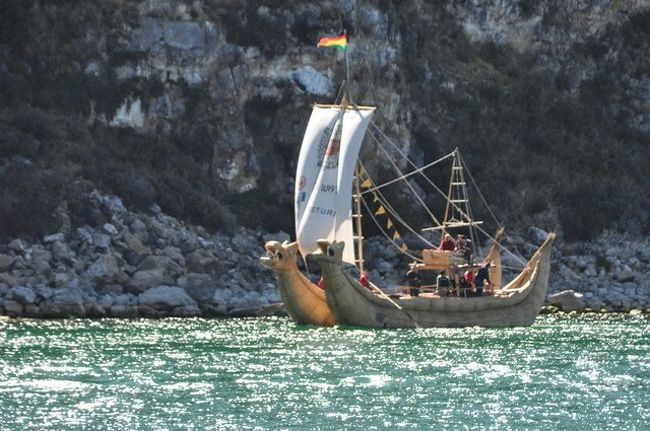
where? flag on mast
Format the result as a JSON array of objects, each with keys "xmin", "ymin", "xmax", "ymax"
[{"xmin": 317, "ymin": 34, "xmax": 348, "ymax": 50}]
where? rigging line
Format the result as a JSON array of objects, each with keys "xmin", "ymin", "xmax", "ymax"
[
  {"xmin": 367, "ymin": 122, "xmax": 456, "ymax": 193},
  {"xmin": 454, "ymin": 153, "xmax": 527, "ymax": 263},
  {"xmin": 360, "ymin": 149, "xmax": 455, "ymax": 195},
  {"xmin": 360, "ymin": 194, "xmax": 425, "ymax": 262},
  {"xmin": 366, "ymin": 280, "xmax": 423, "ymax": 328},
  {"xmin": 367, "ymin": 127, "xmax": 479, "ymax": 230},
  {"xmin": 334, "ymin": 80, "xmax": 347, "ymax": 105},
  {"xmin": 365, "ymin": 123, "xmax": 523, "ymax": 263},
  {"xmin": 366, "ymin": 123, "xmax": 476, "ymax": 229},
  {"xmin": 500, "ymin": 265, "xmax": 527, "ymax": 271},
  {"xmin": 359, "ymin": 161, "xmax": 437, "ymax": 249},
  {"xmin": 367, "ymin": 130, "xmax": 443, "ymax": 227},
  {"xmin": 367, "ymin": 124, "xmax": 486, "ymax": 233},
  {"xmin": 472, "ymin": 223, "xmax": 527, "ymax": 266}
]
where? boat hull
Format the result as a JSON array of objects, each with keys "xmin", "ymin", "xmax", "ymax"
[
  {"xmin": 260, "ymin": 241, "xmax": 335, "ymax": 326},
  {"xmin": 316, "ymin": 234, "xmax": 555, "ymax": 328}
]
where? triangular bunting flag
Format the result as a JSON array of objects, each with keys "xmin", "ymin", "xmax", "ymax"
[
  {"xmin": 375, "ymin": 206, "xmax": 386, "ymax": 215},
  {"xmin": 387, "ymin": 219, "xmax": 393, "ymax": 230}
]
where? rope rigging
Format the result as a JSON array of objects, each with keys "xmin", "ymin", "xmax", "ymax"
[{"xmin": 359, "ymin": 120, "xmax": 527, "ymax": 269}]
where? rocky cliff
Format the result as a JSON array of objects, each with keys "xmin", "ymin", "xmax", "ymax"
[{"xmin": 1, "ymin": 0, "xmax": 649, "ymax": 241}]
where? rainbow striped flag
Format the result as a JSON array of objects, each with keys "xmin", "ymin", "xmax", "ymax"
[{"xmin": 317, "ymin": 34, "xmax": 347, "ymax": 50}]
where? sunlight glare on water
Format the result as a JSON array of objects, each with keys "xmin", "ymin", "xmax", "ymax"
[{"xmin": 0, "ymin": 315, "xmax": 648, "ymax": 430}]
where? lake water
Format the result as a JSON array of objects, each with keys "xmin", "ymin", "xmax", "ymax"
[{"xmin": 0, "ymin": 315, "xmax": 648, "ymax": 430}]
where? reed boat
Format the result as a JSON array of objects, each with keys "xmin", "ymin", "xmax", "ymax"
[{"xmin": 262, "ymin": 33, "xmax": 555, "ymax": 327}]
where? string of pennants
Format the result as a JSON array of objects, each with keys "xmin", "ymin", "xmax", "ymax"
[{"xmin": 357, "ymin": 165, "xmax": 408, "ymax": 252}]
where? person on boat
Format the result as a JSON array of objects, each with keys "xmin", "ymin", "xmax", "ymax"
[
  {"xmin": 474, "ymin": 263, "xmax": 491, "ymax": 296},
  {"xmin": 439, "ymin": 233, "xmax": 456, "ymax": 251},
  {"xmin": 458, "ymin": 274, "xmax": 471, "ymax": 298},
  {"xmin": 463, "ymin": 269, "xmax": 475, "ymax": 295},
  {"xmin": 455, "ymin": 234, "xmax": 472, "ymax": 264},
  {"xmin": 359, "ymin": 272, "xmax": 370, "ymax": 289},
  {"xmin": 436, "ymin": 271, "xmax": 451, "ymax": 297},
  {"xmin": 406, "ymin": 268, "xmax": 420, "ymax": 297}
]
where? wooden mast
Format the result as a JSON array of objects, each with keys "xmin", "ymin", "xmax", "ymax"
[{"xmin": 353, "ymin": 164, "xmax": 365, "ymax": 274}]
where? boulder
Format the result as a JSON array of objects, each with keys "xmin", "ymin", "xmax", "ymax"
[
  {"xmin": 93, "ymin": 233, "xmax": 111, "ymax": 249},
  {"xmin": 137, "ymin": 255, "xmax": 183, "ymax": 278},
  {"xmin": 75, "ymin": 226, "xmax": 94, "ymax": 244},
  {"xmin": 171, "ymin": 304, "xmax": 202, "ymax": 317},
  {"xmin": 3, "ymin": 299, "xmax": 23, "ymax": 317},
  {"xmin": 184, "ymin": 273, "xmax": 216, "ymax": 304},
  {"xmin": 39, "ymin": 288, "xmax": 85, "ymax": 317},
  {"xmin": 33, "ymin": 259, "xmax": 54, "ymax": 283},
  {"xmin": 122, "ymin": 232, "xmax": 151, "ymax": 265},
  {"xmin": 8, "ymin": 239, "xmax": 27, "ymax": 253},
  {"xmin": 615, "ymin": 271, "xmax": 636, "ymax": 283},
  {"xmin": 10, "ymin": 286, "xmax": 36, "ymax": 305},
  {"xmin": 97, "ymin": 284, "xmax": 123, "ymax": 295},
  {"xmin": 130, "ymin": 219, "xmax": 149, "ymax": 244},
  {"xmin": 0, "ymin": 273, "xmax": 17, "ymax": 287},
  {"xmin": 138, "ymin": 286, "xmax": 197, "ymax": 311},
  {"xmin": 126, "ymin": 268, "xmax": 172, "ymax": 294},
  {"xmin": 86, "ymin": 255, "xmax": 121, "ymax": 284},
  {"xmin": 44, "ymin": 233, "xmax": 65, "ymax": 243},
  {"xmin": 103, "ymin": 223, "xmax": 119, "ymax": 236},
  {"xmin": 0, "ymin": 254, "xmax": 15, "ymax": 272},
  {"xmin": 179, "ymin": 236, "xmax": 199, "ymax": 253},
  {"xmin": 97, "ymin": 294, "xmax": 114, "ymax": 309},
  {"xmin": 185, "ymin": 249, "xmax": 220, "ymax": 273},
  {"xmin": 547, "ymin": 290, "xmax": 586, "ymax": 312},
  {"xmin": 51, "ymin": 241, "xmax": 74, "ymax": 262}
]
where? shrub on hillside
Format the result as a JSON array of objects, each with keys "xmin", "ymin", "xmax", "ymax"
[{"xmin": 0, "ymin": 160, "xmax": 63, "ymax": 240}]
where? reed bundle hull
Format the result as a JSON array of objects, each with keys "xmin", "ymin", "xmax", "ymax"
[
  {"xmin": 260, "ymin": 241, "xmax": 335, "ymax": 326},
  {"xmin": 315, "ymin": 234, "xmax": 555, "ymax": 328}
]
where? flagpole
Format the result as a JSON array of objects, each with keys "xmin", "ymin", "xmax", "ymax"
[{"xmin": 344, "ymin": 29, "xmax": 352, "ymax": 104}]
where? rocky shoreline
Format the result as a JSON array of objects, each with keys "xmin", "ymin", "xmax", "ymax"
[{"xmin": 0, "ymin": 193, "xmax": 649, "ymax": 319}]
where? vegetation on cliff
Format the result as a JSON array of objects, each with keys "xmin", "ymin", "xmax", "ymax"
[{"xmin": 0, "ymin": 1, "xmax": 648, "ymax": 242}]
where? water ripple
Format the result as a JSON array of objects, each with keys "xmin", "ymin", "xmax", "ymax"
[{"xmin": 0, "ymin": 315, "xmax": 648, "ymax": 430}]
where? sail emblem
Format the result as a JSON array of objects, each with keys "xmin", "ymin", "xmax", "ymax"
[{"xmin": 317, "ymin": 123, "xmax": 341, "ymax": 169}]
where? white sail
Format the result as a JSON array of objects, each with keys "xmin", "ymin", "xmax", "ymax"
[
  {"xmin": 334, "ymin": 108, "xmax": 374, "ymax": 263},
  {"xmin": 296, "ymin": 105, "xmax": 375, "ymax": 264},
  {"xmin": 294, "ymin": 105, "xmax": 342, "ymax": 232}
]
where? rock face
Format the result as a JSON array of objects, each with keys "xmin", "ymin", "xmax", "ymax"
[{"xmin": 1, "ymin": 1, "xmax": 649, "ymax": 242}]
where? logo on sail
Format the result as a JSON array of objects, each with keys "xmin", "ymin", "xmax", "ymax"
[{"xmin": 317, "ymin": 123, "xmax": 341, "ymax": 169}]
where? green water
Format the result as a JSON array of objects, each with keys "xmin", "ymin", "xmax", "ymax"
[{"xmin": 0, "ymin": 316, "xmax": 648, "ymax": 430}]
